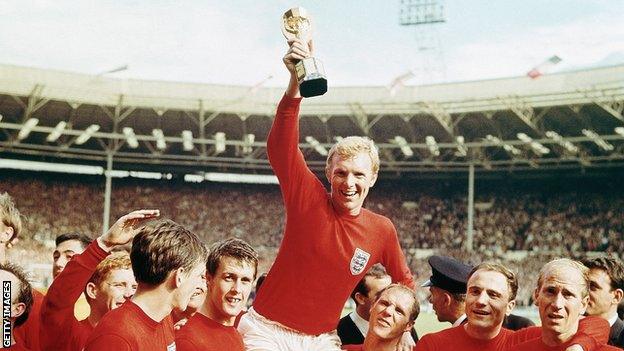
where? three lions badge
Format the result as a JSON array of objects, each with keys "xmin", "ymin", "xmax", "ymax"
[{"xmin": 350, "ymin": 248, "xmax": 371, "ymax": 275}]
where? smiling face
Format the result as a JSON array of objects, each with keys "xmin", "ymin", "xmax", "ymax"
[
  {"xmin": 173, "ymin": 260, "xmax": 207, "ymax": 312},
  {"xmin": 535, "ymin": 265, "xmax": 589, "ymax": 344},
  {"xmin": 325, "ymin": 152, "xmax": 377, "ymax": 216},
  {"xmin": 465, "ymin": 270, "xmax": 515, "ymax": 338},
  {"xmin": 357, "ymin": 275, "xmax": 392, "ymax": 320},
  {"xmin": 91, "ymin": 268, "xmax": 137, "ymax": 314},
  {"xmin": 368, "ymin": 287, "xmax": 415, "ymax": 341},
  {"xmin": 53, "ymin": 239, "xmax": 86, "ymax": 278},
  {"xmin": 205, "ymin": 256, "xmax": 256, "ymax": 326}
]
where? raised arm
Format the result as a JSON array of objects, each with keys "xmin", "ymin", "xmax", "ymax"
[
  {"xmin": 40, "ymin": 210, "xmax": 159, "ymax": 350},
  {"xmin": 267, "ymin": 39, "xmax": 325, "ymax": 210}
]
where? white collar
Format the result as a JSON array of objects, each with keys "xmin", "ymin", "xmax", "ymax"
[
  {"xmin": 350, "ymin": 311, "xmax": 370, "ymax": 337},
  {"xmin": 453, "ymin": 314, "xmax": 467, "ymax": 327},
  {"xmin": 608, "ymin": 312, "xmax": 618, "ymax": 327}
]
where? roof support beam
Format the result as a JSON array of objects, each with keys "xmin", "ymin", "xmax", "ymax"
[
  {"xmin": 422, "ymin": 101, "xmax": 454, "ymax": 137},
  {"xmin": 498, "ymin": 95, "xmax": 541, "ymax": 133},
  {"xmin": 348, "ymin": 102, "xmax": 371, "ymax": 135}
]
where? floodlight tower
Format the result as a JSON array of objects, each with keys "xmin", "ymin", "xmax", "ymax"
[{"xmin": 399, "ymin": 0, "xmax": 447, "ymax": 83}]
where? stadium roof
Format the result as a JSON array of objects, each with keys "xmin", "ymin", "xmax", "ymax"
[{"xmin": 1, "ymin": 63, "xmax": 623, "ymax": 176}]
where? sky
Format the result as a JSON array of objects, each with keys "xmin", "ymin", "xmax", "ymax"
[{"xmin": 1, "ymin": 0, "xmax": 623, "ymax": 87}]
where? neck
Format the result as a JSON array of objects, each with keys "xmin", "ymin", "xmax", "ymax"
[
  {"xmin": 199, "ymin": 296, "xmax": 235, "ymax": 327},
  {"xmin": 599, "ymin": 308, "xmax": 618, "ymax": 322},
  {"xmin": 132, "ymin": 285, "xmax": 174, "ymax": 322},
  {"xmin": 541, "ymin": 323, "xmax": 579, "ymax": 347},
  {"xmin": 355, "ymin": 306, "xmax": 369, "ymax": 321},
  {"xmin": 464, "ymin": 322, "xmax": 502, "ymax": 340},
  {"xmin": 448, "ymin": 305, "xmax": 465, "ymax": 324},
  {"xmin": 86, "ymin": 305, "xmax": 106, "ymax": 327},
  {"xmin": 363, "ymin": 334, "xmax": 399, "ymax": 351}
]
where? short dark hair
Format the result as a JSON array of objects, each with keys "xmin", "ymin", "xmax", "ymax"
[
  {"xmin": 583, "ymin": 256, "xmax": 624, "ymax": 291},
  {"xmin": 375, "ymin": 284, "xmax": 420, "ymax": 322},
  {"xmin": 468, "ymin": 262, "xmax": 518, "ymax": 301},
  {"xmin": 450, "ymin": 292, "xmax": 466, "ymax": 303},
  {"xmin": 255, "ymin": 273, "xmax": 268, "ymax": 294},
  {"xmin": 55, "ymin": 232, "xmax": 92, "ymax": 249},
  {"xmin": 206, "ymin": 238, "xmax": 258, "ymax": 279},
  {"xmin": 350, "ymin": 264, "xmax": 389, "ymax": 305},
  {"xmin": 131, "ymin": 219, "xmax": 207, "ymax": 285},
  {"xmin": 0, "ymin": 262, "xmax": 34, "ymax": 327}
]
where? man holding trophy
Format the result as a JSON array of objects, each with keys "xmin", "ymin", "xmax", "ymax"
[{"xmin": 237, "ymin": 7, "xmax": 415, "ymax": 351}]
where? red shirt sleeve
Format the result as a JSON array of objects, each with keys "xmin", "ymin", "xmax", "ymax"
[
  {"xmin": 267, "ymin": 95, "xmax": 325, "ymax": 213},
  {"xmin": 505, "ymin": 326, "xmax": 542, "ymax": 347},
  {"xmin": 381, "ymin": 220, "xmax": 415, "ymax": 289},
  {"xmin": 40, "ymin": 241, "xmax": 108, "ymax": 350},
  {"xmin": 569, "ymin": 316, "xmax": 610, "ymax": 350}
]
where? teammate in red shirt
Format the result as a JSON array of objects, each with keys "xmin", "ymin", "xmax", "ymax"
[
  {"xmin": 85, "ymin": 218, "xmax": 207, "ymax": 351},
  {"xmin": 342, "ymin": 284, "xmax": 420, "ymax": 351},
  {"xmin": 39, "ymin": 209, "xmax": 148, "ymax": 351},
  {"xmin": 239, "ymin": 37, "xmax": 414, "ymax": 351},
  {"xmin": 176, "ymin": 238, "xmax": 258, "ymax": 351},
  {"xmin": 1, "ymin": 191, "xmax": 42, "ymax": 351},
  {"xmin": 510, "ymin": 259, "xmax": 617, "ymax": 351},
  {"xmin": 1, "ymin": 262, "xmax": 35, "ymax": 351},
  {"xmin": 416, "ymin": 262, "xmax": 609, "ymax": 351}
]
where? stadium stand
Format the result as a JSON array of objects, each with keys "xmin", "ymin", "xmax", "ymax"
[{"xmin": 2, "ymin": 170, "xmax": 622, "ymax": 307}]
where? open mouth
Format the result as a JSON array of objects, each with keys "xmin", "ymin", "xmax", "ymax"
[
  {"xmin": 376, "ymin": 318, "xmax": 391, "ymax": 327},
  {"xmin": 547, "ymin": 313, "xmax": 564, "ymax": 320},
  {"xmin": 225, "ymin": 296, "xmax": 242, "ymax": 305},
  {"xmin": 472, "ymin": 309, "xmax": 490, "ymax": 316},
  {"xmin": 341, "ymin": 190, "xmax": 357, "ymax": 198}
]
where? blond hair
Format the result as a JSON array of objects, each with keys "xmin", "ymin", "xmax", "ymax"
[
  {"xmin": 89, "ymin": 251, "xmax": 132, "ymax": 286},
  {"xmin": 537, "ymin": 258, "xmax": 589, "ymax": 298},
  {"xmin": 326, "ymin": 136, "xmax": 380, "ymax": 174},
  {"xmin": 0, "ymin": 192, "xmax": 22, "ymax": 243}
]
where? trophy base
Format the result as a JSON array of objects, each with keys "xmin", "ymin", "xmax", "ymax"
[
  {"xmin": 300, "ymin": 77, "xmax": 327, "ymax": 98},
  {"xmin": 296, "ymin": 57, "xmax": 328, "ymax": 98}
]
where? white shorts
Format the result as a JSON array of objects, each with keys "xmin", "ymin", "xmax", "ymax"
[{"xmin": 238, "ymin": 308, "xmax": 342, "ymax": 351}]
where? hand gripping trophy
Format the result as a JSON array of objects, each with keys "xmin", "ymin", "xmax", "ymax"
[{"xmin": 282, "ymin": 7, "xmax": 327, "ymax": 97}]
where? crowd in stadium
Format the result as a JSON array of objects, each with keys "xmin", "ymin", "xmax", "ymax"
[
  {"xmin": 3, "ymin": 173, "xmax": 623, "ymax": 310},
  {"xmin": 1, "ymin": 38, "xmax": 623, "ymax": 351}
]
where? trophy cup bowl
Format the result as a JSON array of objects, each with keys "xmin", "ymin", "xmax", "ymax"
[{"xmin": 282, "ymin": 7, "xmax": 327, "ymax": 97}]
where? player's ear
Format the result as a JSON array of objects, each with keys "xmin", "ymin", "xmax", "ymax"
[
  {"xmin": 0, "ymin": 225, "xmax": 13, "ymax": 244},
  {"xmin": 85, "ymin": 281, "xmax": 98, "ymax": 300},
  {"xmin": 354, "ymin": 292, "xmax": 367, "ymax": 306},
  {"xmin": 12, "ymin": 302, "xmax": 26, "ymax": 319},
  {"xmin": 369, "ymin": 172, "xmax": 378, "ymax": 187},
  {"xmin": 174, "ymin": 267, "xmax": 186, "ymax": 288},
  {"xmin": 505, "ymin": 299, "xmax": 516, "ymax": 316}
]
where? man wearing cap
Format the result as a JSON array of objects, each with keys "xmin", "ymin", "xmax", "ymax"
[{"xmin": 422, "ymin": 255, "xmax": 472, "ymax": 326}]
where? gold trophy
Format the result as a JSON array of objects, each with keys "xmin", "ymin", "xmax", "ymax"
[{"xmin": 282, "ymin": 7, "xmax": 327, "ymax": 97}]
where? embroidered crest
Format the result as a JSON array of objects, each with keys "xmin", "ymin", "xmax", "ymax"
[{"xmin": 350, "ymin": 248, "xmax": 371, "ymax": 275}]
